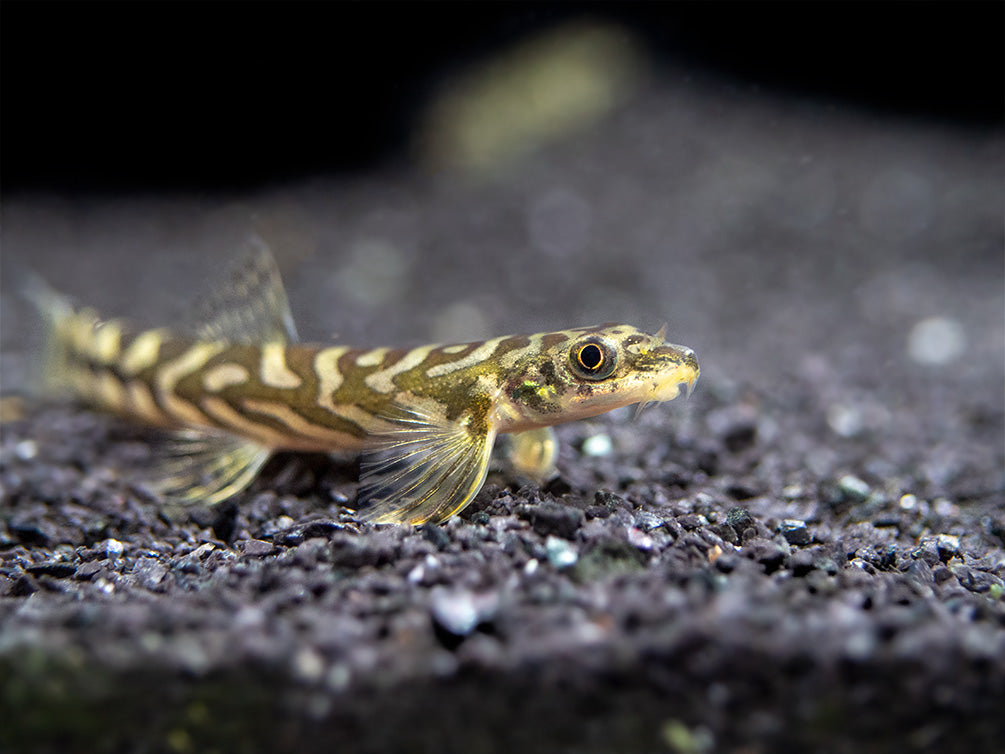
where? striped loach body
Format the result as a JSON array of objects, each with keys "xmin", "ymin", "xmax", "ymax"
[{"xmin": 27, "ymin": 246, "xmax": 699, "ymax": 524}]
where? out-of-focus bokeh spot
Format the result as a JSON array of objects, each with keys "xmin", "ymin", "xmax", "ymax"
[
  {"xmin": 907, "ymin": 316, "xmax": 967, "ymax": 366},
  {"xmin": 431, "ymin": 302, "xmax": 490, "ymax": 344},
  {"xmin": 336, "ymin": 239, "xmax": 409, "ymax": 308},
  {"xmin": 417, "ymin": 21, "xmax": 647, "ymax": 176}
]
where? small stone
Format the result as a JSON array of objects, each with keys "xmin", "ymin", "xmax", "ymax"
[
  {"xmin": 838, "ymin": 475, "xmax": 871, "ymax": 502},
  {"xmin": 626, "ymin": 527, "xmax": 654, "ymax": 551},
  {"xmin": 9, "ymin": 574, "xmax": 36, "ymax": 597},
  {"xmin": 814, "ymin": 556, "xmax": 839, "ymax": 576},
  {"xmin": 292, "ymin": 647, "xmax": 326, "ymax": 683},
  {"xmin": 431, "ymin": 590, "xmax": 479, "ymax": 637},
  {"xmin": 406, "ymin": 563, "xmax": 426, "ymax": 584},
  {"xmin": 844, "ymin": 629, "xmax": 877, "ymax": 661},
  {"xmin": 237, "ymin": 539, "xmax": 275, "ymax": 557},
  {"xmin": 634, "ymin": 511, "xmax": 663, "ymax": 532},
  {"xmin": 826, "ymin": 403, "xmax": 862, "ymax": 438},
  {"xmin": 188, "ymin": 542, "xmax": 216, "ymax": 560},
  {"xmin": 744, "ymin": 538, "xmax": 789, "ymax": 574},
  {"xmin": 408, "ymin": 554, "xmax": 440, "ymax": 584},
  {"xmin": 905, "ymin": 559, "xmax": 934, "ymax": 588},
  {"xmin": 712, "ymin": 552, "xmax": 740, "ymax": 573},
  {"xmin": 14, "ymin": 440, "xmax": 37, "ymax": 461},
  {"xmin": 932, "ymin": 566, "xmax": 954, "ymax": 584},
  {"xmin": 329, "ymin": 534, "xmax": 395, "ymax": 569},
  {"xmin": 571, "ymin": 538, "xmax": 647, "ymax": 580},
  {"xmin": 104, "ymin": 538, "xmax": 124, "ymax": 560},
  {"xmin": 74, "ymin": 561, "xmax": 104, "ymax": 581},
  {"xmin": 519, "ymin": 501, "xmax": 584, "ymax": 539},
  {"xmin": 233, "ymin": 605, "xmax": 265, "ymax": 629},
  {"xmin": 725, "ymin": 507, "xmax": 756, "ymax": 534},
  {"xmin": 25, "ymin": 561, "xmax": 77, "ymax": 578},
  {"xmin": 131, "ymin": 557, "xmax": 168, "ymax": 590},
  {"xmin": 594, "ymin": 490, "xmax": 629, "ymax": 512},
  {"xmin": 545, "ymin": 536, "xmax": 579, "ymax": 568},
  {"xmin": 777, "ymin": 519, "xmax": 811, "ymax": 546},
  {"xmin": 899, "ymin": 493, "xmax": 918, "ymax": 510},
  {"xmin": 421, "ymin": 523, "xmax": 451, "ymax": 550},
  {"xmin": 935, "ymin": 534, "xmax": 960, "ymax": 563},
  {"xmin": 782, "ymin": 484, "xmax": 805, "ymax": 500},
  {"xmin": 907, "ymin": 316, "xmax": 966, "ymax": 366},
  {"xmin": 430, "ymin": 588, "xmax": 498, "ymax": 640},
  {"xmin": 469, "ymin": 511, "xmax": 491, "ymax": 526},
  {"xmin": 858, "ymin": 544, "xmax": 897, "ymax": 571},
  {"xmin": 677, "ymin": 514, "xmax": 707, "ymax": 531},
  {"xmin": 790, "ymin": 549, "xmax": 817, "ymax": 576},
  {"xmin": 953, "ymin": 566, "xmax": 1003, "ymax": 594},
  {"xmin": 913, "ymin": 541, "xmax": 941, "ymax": 566},
  {"xmin": 273, "ymin": 519, "xmax": 345, "ymax": 547},
  {"xmin": 933, "ymin": 498, "xmax": 958, "ymax": 517},
  {"xmin": 709, "ymin": 523, "xmax": 738, "ymax": 544}
]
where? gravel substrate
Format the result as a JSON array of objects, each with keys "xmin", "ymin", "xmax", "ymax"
[{"xmin": 2, "ymin": 72, "xmax": 1003, "ymax": 753}]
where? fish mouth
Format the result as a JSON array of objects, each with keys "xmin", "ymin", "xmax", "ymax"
[{"xmin": 648, "ymin": 345, "xmax": 700, "ymax": 402}]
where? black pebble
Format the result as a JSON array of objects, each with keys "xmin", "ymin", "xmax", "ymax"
[{"xmin": 518, "ymin": 501, "xmax": 585, "ymax": 539}]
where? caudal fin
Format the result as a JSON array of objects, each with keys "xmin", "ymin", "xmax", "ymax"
[{"xmin": 19, "ymin": 272, "xmax": 77, "ymax": 395}]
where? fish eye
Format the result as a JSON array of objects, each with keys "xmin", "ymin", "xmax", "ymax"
[{"xmin": 570, "ymin": 338, "xmax": 617, "ymax": 380}]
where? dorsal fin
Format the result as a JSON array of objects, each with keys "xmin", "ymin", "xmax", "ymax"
[{"xmin": 190, "ymin": 235, "xmax": 299, "ymax": 344}]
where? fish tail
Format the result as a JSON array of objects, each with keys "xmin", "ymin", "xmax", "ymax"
[{"xmin": 20, "ymin": 272, "xmax": 78, "ymax": 395}]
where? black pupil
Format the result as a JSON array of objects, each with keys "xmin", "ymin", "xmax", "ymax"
[{"xmin": 579, "ymin": 344, "xmax": 603, "ymax": 370}]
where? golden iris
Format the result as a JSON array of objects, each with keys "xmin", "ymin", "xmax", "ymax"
[{"xmin": 571, "ymin": 339, "xmax": 616, "ymax": 380}]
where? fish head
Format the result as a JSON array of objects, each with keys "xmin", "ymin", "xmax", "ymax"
[{"xmin": 500, "ymin": 324, "xmax": 699, "ymax": 429}]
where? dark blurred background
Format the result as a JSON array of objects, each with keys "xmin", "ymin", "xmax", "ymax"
[{"xmin": 3, "ymin": 1, "xmax": 1002, "ymax": 195}]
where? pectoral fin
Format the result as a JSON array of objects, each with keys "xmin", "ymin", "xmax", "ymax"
[
  {"xmin": 151, "ymin": 429, "xmax": 271, "ymax": 506},
  {"xmin": 356, "ymin": 404, "xmax": 495, "ymax": 525}
]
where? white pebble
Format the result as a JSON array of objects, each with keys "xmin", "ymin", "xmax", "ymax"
[
  {"xmin": 907, "ymin": 317, "xmax": 966, "ymax": 366},
  {"xmin": 627, "ymin": 527, "xmax": 654, "ymax": 551},
  {"xmin": 582, "ymin": 433, "xmax": 613, "ymax": 457},
  {"xmin": 14, "ymin": 440, "xmax": 37, "ymax": 461},
  {"xmin": 826, "ymin": 404, "xmax": 862, "ymax": 438},
  {"xmin": 546, "ymin": 535, "xmax": 578, "ymax": 568},
  {"xmin": 430, "ymin": 589, "xmax": 479, "ymax": 636},
  {"xmin": 934, "ymin": 498, "xmax": 958, "ymax": 517},
  {"xmin": 406, "ymin": 563, "xmax": 426, "ymax": 584},
  {"xmin": 838, "ymin": 475, "xmax": 871, "ymax": 500},
  {"xmin": 104, "ymin": 539, "xmax": 124, "ymax": 560},
  {"xmin": 293, "ymin": 647, "xmax": 325, "ymax": 683}
]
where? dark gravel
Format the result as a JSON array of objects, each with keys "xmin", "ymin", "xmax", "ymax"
[{"xmin": 2, "ymin": 69, "xmax": 1003, "ymax": 753}]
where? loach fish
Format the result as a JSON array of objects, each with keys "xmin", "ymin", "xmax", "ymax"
[{"xmin": 25, "ymin": 240, "xmax": 699, "ymax": 524}]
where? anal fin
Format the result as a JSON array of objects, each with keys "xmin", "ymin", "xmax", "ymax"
[
  {"xmin": 357, "ymin": 404, "xmax": 495, "ymax": 525},
  {"xmin": 151, "ymin": 429, "xmax": 271, "ymax": 506}
]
